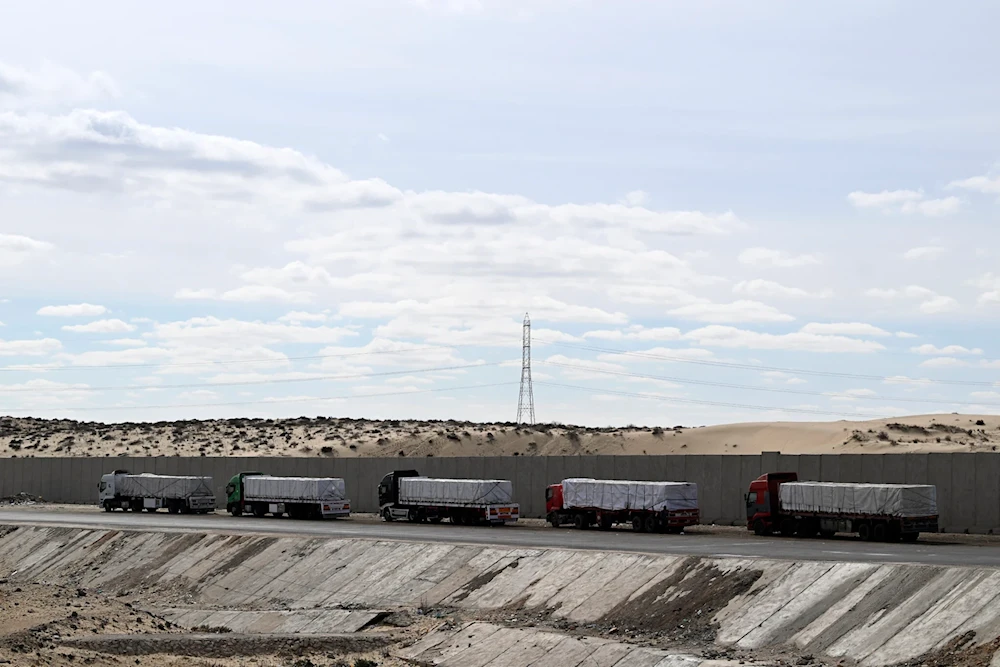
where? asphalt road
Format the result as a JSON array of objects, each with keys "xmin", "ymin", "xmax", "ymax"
[{"xmin": 2, "ymin": 507, "xmax": 999, "ymax": 567}]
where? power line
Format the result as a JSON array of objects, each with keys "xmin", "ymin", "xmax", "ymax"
[
  {"xmin": 540, "ymin": 361, "xmax": 1000, "ymax": 408},
  {"xmin": 535, "ymin": 338, "xmax": 999, "ymax": 388},
  {"xmin": 0, "ymin": 381, "xmax": 518, "ymax": 414},
  {"xmin": 0, "ymin": 361, "xmax": 505, "ymax": 394},
  {"xmin": 535, "ymin": 381, "xmax": 867, "ymax": 418},
  {"xmin": 0, "ymin": 343, "xmax": 466, "ymax": 373}
]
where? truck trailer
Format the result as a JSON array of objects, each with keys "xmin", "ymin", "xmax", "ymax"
[
  {"xmin": 545, "ymin": 478, "xmax": 700, "ymax": 532},
  {"xmin": 226, "ymin": 472, "xmax": 350, "ymax": 519},
  {"xmin": 378, "ymin": 470, "xmax": 519, "ymax": 525},
  {"xmin": 746, "ymin": 472, "xmax": 938, "ymax": 542},
  {"xmin": 98, "ymin": 470, "xmax": 215, "ymax": 514}
]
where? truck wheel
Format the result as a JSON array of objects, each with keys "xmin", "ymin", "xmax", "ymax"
[
  {"xmin": 167, "ymin": 503, "xmax": 179, "ymax": 514},
  {"xmin": 229, "ymin": 504, "xmax": 242, "ymax": 517},
  {"xmin": 573, "ymin": 513, "xmax": 588, "ymax": 530},
  {"xmin": 548, "ymin": 514, "xmax": 561, "ymax": 528},
  {"xmin": 253, "ymin": 505, "xmax": 267, "ymax": 518},
  {"xmin": 103, "ymin": 502, "xmax": 112, "ymax": 513},
  {"xmin": 381, "ymin": 508, "xmax": 393, "ymax": 522},
  {"xmin": 632, "ymin": 515, "xmax": 645, "ymax": 532},
  {"xmin": 901, "ymin": 532, "xmax": 919, "ymax": 542},
  {"xmin": 780, "ymin": 518, "xmax": 797, "ymax": 536},
  {"xmin": 873, "ymin": 522, "xmax": 887, "ymax": 542},
  {"xmin": 645, "ymin": 515, "xmax": 659, "ymax": 533},
  {"xmin": 858, "ymin": 522, "xmax": 873, "ymax": 541},
  {"xmin": 753, "ymin": 520, "xmax": 769, "ymax": 536},
  {"xmin": 599, "ymin": 515, "xmax": 614, "ymax": 531}
]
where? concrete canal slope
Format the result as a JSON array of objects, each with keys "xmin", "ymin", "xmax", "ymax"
[{"xmin": 1, "ymin": 524, "xmax": 999, "ymax": 666}]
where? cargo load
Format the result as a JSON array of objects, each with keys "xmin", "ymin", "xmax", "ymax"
[
  {"xmin": 116, "ymin": 474, "xmax": 214, "ymax": 500},
  {"xmin": 399, "ymin": 477, "xmax": 513, "ymax": 506},
  {"xmin": 779, "ymin": 482, "xmax": 937, "ymax": 518},
  {"xmin": 226, "ymin": 472, "xmax": 350, "ymax": 519},
  {"xmin": 562, "ymin": 478, "xmax": 698, "ymax": 512},
  {"xmin": 379, "ymin": 470, "xmax": 519, "ymax": 525},
  {"xmin": 244, "ymin": 476, "xmax": 347, "ymax": 502}
]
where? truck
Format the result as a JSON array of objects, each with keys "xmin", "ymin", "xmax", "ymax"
[
  {"xmin": 225, "ymin": 472, "xmax": 350, "ymax": 519},
  {"xmin": 545, "ymin": 478, "xmax": 700, "ymax": 533},
  {"xmin": 746, "ymin": 472, "xmax": 938, "ymax": 542},
  {"xmin": 378, "ymin": 470, "xmax": 519, "ymax": 525},
  {"xmin": 98, "ymin": 470, "xmax": 216, "ymax": 514}
]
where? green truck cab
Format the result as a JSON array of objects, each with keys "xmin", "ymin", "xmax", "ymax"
[{"xmin": 225, "ymin": 471, "xmax": 263, "ymax": 516}]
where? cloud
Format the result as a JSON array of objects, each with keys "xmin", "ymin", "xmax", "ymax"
[
  {"xmin": 903, "ymin": 246, "xmax": 946, "ymax": 261},
  {"xmin": 62, "ymin": 319, "xmax": 136, "ymax": 334},
  {"xmin": 668, "ymin": 300, "xmax": 794, "ymax": 323},
  {"xmin": 761, "ymin": 371, "xmax": 807, "ymax": 385},
  {"xmin": 620, "ymin": 190, "xmax": 650, "ymax": 207},
  {"xmin": 910, "ymin": 344, "xmax": 983, "ymax": 356},
  {"xmin": 543, "ymin": 354, "xmax": 627, "ymax": 380},
  {"xmin": 733, "ymin": 279, "xmax": 832, "ymax": 299},
  {"xmin": 0, "ymin": 61, "xmax": 119, "ymax": 107},
  {"xmin": 799, "ymin": 322, "xmax": 891, "ymax": 337},
  {"xmin": 919, "ymin": 357, "xmax": 970, "ymax": 368},
  {"xmin": 277, "ymin": 311, "xmax": 329, "ymax": 324},
  {"xmin": 683, "ymin": 325, "xmax": 885, "ymax": 353},
  {"xmin": 968, "ymin": 273, "xmax": 1000, "ymax": 305},
  {"xmin": 863, "ymin": 285, "xmax": 958, "ymax": 314},
  {"xmin": 103, "ymin": 338, "xmax": 147, "ymax": 348},
  {"xmin": 738, "ymin": 248, "xmax": 820, "ymax": 269},
  {"xmin": 0, "ymin": 337, "xmax": 62, "ymax": 356},
  {"xmin": 582, "ymin": 326, "xmax": 682, "ymax": 342},
  {"xmin": 175, "ymin": 285, "xmax": 313, "ymax": 303},
  {"xmin": 847, "ymin": 189, "xmax": 961, "ymax": 216},
  {"xmin": 0, "ymin": 234, "xmax": 54, "ymax": 267},
  {"xmin": 37, "ymin": 303, "xmax": 108, "ymax": 317},
  {"xmin": 826, "ymin": 388, "xmax": 879, "ymax": 402},
  {"xmin": 895, "ymin": 331, "xmax": 918, "ymax": 339},
  {"xmin": 949, "ymin": 171, "xmax": 1000, "ymax": 194}
]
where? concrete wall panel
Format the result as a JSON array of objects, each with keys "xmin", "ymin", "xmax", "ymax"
[
  {"xmin": 839, "ymin": 455, "xmax": 862, "ymax": 483},
  {"xmin": 797, "ymin": 455, "xmax": 821, "ymax": 483},
  {"xmin": 860, "ymin": 455, "xmax": 883, "ymax": 483},
  {"xmin": 721, "ymin": 455, "xmax": 744, "ymax": 525},
  {"xmin": 928, "ymin": 453, "xmax": 954, "ymax": 531},
  {"xmin": 700, "ymin": 456, "xmax": 723, "ymax": 524},
  {"xmin": 974, "ymin": 453, "xmax": 1000, "ymax": 533},
  {"xmin": 949, "ymin": 454, "xmax": 975, "ymax": 533},
  {"xmin": 882, "ymin": 455, "xmax": 906, "ymax": 484},
  {"xmin": 905, "ymin": 454, "xmax": 929, "ymax": 484},
  {"xmin": 819, "ymin": 455, "xmax": 840, "ymax": 481}
]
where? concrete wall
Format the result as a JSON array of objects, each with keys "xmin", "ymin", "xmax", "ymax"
[{"xmin": 0, "ymin": 452, "xmax": 990, "ymax": 532}]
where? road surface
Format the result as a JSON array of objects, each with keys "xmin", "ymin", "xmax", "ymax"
[{"xmin": 2, "ymin": 506, "xmax": 999, "ymax": 567}]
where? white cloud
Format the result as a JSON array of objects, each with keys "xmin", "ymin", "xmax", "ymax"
[
  {"xmin": 863, "ymin": 285, "xmax": 958, "ymax": 314},
  {"xmin": 596, "ymin": 347, "xmax": 715, "ymax": 365},
  {"xmin": 668, "ymin": 300, "xmax": 794, "ymax": 323},
  {"xmin": 0, "ymin": 234, "xmax": 54, "ymax": 267},
  {"xmin": 175, "ymin": 285, "xmax": 313, "ymax": 303},
  {"xmin": 847, "ymin": 189, "xmax": 961, "ymax": 216},
  {"xmin": 37, "ymin": 303, "xmax": 108, "ymax": 317},
  {"xmin": 903, "ymin": 246, "xmax": 946, "ymax": 260},
  {"xmin": 277, "ymin": 311, "xmax": 329, "ymax": 324},
  {"xmin": 620, "ymin": 190, "xmax": 650, "ymax": 207},
  {"xmin": 761, "ymin": 371, "xmax": 807, "ymax": 385},
  {"xmin": 738, "ymin": 247, "xmax": 820, "ymax": 268},
  {"xmin": 919, "ymin": 357, "xmax": 970, "ymax": 368},
  {"xmin": 827, "ymin": 388, "xmax": 878, "ymax": 402},
  {"xmin": 969, "ymin": 274, "xmax": 1000, "ymax": 306},
  {"xmin": 103, "ymin": 338, "xmax": 147, "ymax": 348},
  {"xmin": 733, "ymin": 279, "xmax": 832, "ymax": 299},
  {"xmin": 683, "ymin": 325, "xmax": 885, "ymax": 353},
  {"xmin": 62, "ymin": 319, "xmax": 136, "ymax": 334},
  {"xmin": 0, "ymin": 61, "xmax": 119, "ymax": 107},
  {"xmin": 800, "ymin": 322, "xmax": 891, "ymax": 337},
  {"xmin": 582, "ymin": 326, "xmax": 682, "ymax": 342},
  {"xmin": 911, "ymin": 344, "xmax": 983, "ymax": 356},
  {"xmin": 949, "ymin": 171, "xmax": 1000, "ymax": 194},
  {"xmin": 544, "ymin": 354, "xmax": 627, "ymax": 381},
  {"xmin": 971, "ymin": 391, "xmax": 1000, "ymax": 400},
  {"xmin": 0, "ymin": 338, "xmax": 62, "ymax": 356},
  {"xmin": 177, "ymin": 389, "xmax": 221, "ymax": 401},
  {"xmin": 895, "ymin": 331, "xmax": 918, "ymax": 339}
]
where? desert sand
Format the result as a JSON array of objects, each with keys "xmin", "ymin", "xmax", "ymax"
[{"xmin": 0, "ymin": 413, "xmax": 997, "ymax": 458}]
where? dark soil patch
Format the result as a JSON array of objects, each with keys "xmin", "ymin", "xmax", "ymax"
[{"xmin": 897, "ymin": 631, "xmax": 1000, "ymax": 667}]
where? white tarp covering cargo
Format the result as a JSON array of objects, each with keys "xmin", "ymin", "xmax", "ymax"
[
  {"xmin": 779, "ymin": 482, "xmax": 937, "ymax": 518},
  {"xmin": 562, "ymin": 478, "xmax": 699, "ymax": 512},
  {"xmin": 399, "ymin": 478, "xmax": 513, "ymax": 506},
  {"xmin": 118, "ymin": 474, "xmax": 214, "ymax": 500},
  {"xmin": 244, "ymin": 476, "xmax": 346, "ymax": 502}
]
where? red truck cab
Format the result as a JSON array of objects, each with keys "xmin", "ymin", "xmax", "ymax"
[
  {"xmin": 545, "ymin": 483, "xmax": 564, "ymax": 517},
  {"xmin": 746, "ymin": 471, "xmax": 798, "ymax": 535}
]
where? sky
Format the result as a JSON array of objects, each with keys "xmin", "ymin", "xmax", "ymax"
[{"xmin": 0, "ymin": 0, "xmax": 999, "ymax": 426}]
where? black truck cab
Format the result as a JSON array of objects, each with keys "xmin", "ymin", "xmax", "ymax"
[{"xmin": 378, "ymin": 469, "xmax": 420, "ymax": 517}]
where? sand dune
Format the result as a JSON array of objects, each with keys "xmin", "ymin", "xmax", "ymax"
[{"xmin": 0, "ymin": 413, "xmax": 997, "ymax": 458}]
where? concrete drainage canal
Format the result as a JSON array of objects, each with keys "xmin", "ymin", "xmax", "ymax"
[{"xmin": 1, "ymin": 525, "xmax": 1000, "ymax": 667}]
